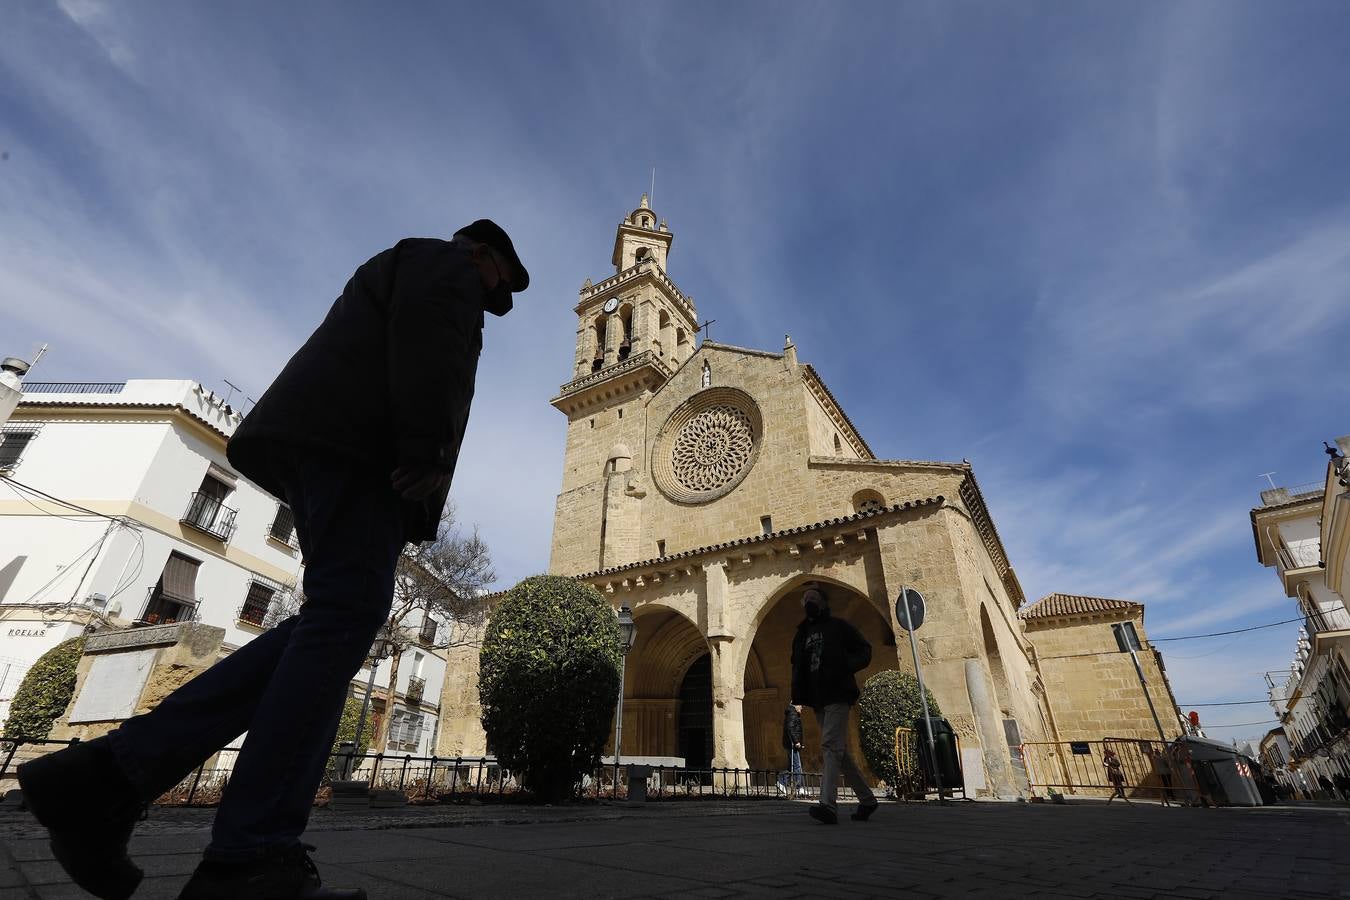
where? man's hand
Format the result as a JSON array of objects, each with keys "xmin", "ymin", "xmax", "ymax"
[{"xmin": 391, "ymin": 464, "xmax": 451, "ymax": 501}]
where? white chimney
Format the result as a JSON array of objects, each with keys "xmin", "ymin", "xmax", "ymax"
[{"xmin": 0, "ymin": 357, "xmax": 30, "ymax": 428}]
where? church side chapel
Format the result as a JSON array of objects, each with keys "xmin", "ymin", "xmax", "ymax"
[{"xmin": 439, "ymin": 197, "xmax": 1177, "ymax": 798}]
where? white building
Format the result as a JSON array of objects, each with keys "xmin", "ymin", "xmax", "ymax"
[
  {"xmin": 1251, "ymin": 443, "xmax": 1350, "ymax": 795},
  {"xmin": 0, "ymin": 379, "xmax": 446, "ymax": 756}
]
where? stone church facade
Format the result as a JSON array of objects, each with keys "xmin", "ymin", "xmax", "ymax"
[{"xmin": 439, "ymin": 197, "xmax": 1182, "ymax": 797}]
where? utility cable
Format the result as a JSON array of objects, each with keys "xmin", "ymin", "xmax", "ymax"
[
  {"xmin": 1152, "ymin": 606, "xmax": 1346, "ymax": 642},
  {"xmin": 0, "ymin": 474, "xmax": 122, "ymax": 521},
  {"xmin": 1, "ymin": 473, "xmax": 147, "ymax": 605}
]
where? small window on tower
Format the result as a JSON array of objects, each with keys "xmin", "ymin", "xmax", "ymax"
[
  {"xmin": 618, "ymin": 408, "xmax": 623, "ymax": 420},
  {"xmin": 760, "ymin": 516, "xmax": 773, "ymax": 535},
  {"xmin": 657, "ymin": 540, "xmax": 666, "ymax": 557},
  {"xmin": 590, "ymin": 418, "xmax": 595, "ymax": 430},
  {"xmin": 834, "ymin": 433, "xmax": 843, "ymax": 453}
]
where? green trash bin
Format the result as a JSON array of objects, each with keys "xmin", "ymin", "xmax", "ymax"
[{"xmin": 912, "ymin": 716, "xmax": 964, "ymax": 792}]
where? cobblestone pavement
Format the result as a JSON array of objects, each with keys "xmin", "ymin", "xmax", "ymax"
[{"xmin": 0, "ymin": 799, "xmax": 1346, "ymax": 899}]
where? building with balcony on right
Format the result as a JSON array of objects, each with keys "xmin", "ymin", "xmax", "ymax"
[{"xmin": 1252, "ymin": 435, "xmax": 1350, "ymax": 796}]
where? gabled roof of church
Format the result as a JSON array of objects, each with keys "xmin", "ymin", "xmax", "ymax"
[
  {"xmin": 576, "ymin": 495, "xmax": 945, "ymax": 580},
  {"xmin": 696, "ymin": 341, "xmax": 875, "ymax": 459},
  {"xmin": 801, "ymin": 364, "xmax": 875, "ymax": 460},
  {"xmin": 1019, "ymin": 593, "xmax": 1142, "ymax": 621}
]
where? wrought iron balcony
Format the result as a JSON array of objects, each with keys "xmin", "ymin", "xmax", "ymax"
[
  {"xmin": 181, "ymin": 492, "xmax": 238, "ymax": 542},
  {"xmin": 406, "ymin": 675, "xmax": 426, "ymax": 706}
]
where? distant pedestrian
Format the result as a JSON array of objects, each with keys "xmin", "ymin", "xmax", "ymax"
[
  {"xmin": 790, "ymin": 582, "xmax": 878, "ymax": 824},
  {"xmin": 1317, "ymin": 774, "xmax": 1336, "ymax": 801},
  {"xmin": 1104, "ymin": 748, "xmax": 1131, "ymax": 804},
  {"xmin": 778, "ymin": 703, "xmax": 805, "ymax": 796},
  {"xmin": 18, "ymin": 222, "xmax": 529, "ymax": 900},
  {"xmin": 1148, "ymin": 747, "xmax": 1176, "ymax": 805},
  {"xmin": 1335, "ymin": 772, "xmax": 1350, "ymax": 803}
]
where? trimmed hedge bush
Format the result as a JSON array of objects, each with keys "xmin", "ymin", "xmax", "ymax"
[
  {"xmin": 479, "ymin": 575, "xmax": 622, "ymax": 802},
  {"xmin": 857, "ymin": 669, "xmax": 941, "ymax": 790},
  {"xmin": 2, "ymin": 637, "xmax": 86, "ymax": 740}
]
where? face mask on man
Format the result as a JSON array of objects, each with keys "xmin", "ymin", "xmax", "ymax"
[
  {"xmin": 480, "ymin": 250, "xmax": 515, "ymax": 317},
  {"xmin": 803, "ymin": 591, "xmax": 825, "ymax": 620},
  {"xmin": 482, "ymin": 280, "xmax": 513, "ymax": 317}
]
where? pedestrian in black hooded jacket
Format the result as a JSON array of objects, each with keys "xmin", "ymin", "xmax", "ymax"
[{"xmin": 790, "ymin": 583, "xmax": 878, "ymax": 824}]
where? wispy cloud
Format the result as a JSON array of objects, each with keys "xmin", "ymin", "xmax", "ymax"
[{"xmin": 4, "ymin": 1, "xmax": 1348, "ymax": 722}]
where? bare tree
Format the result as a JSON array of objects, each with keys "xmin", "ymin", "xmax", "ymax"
[{"xmin": 374, "ymin": 504, "xmax": 494, "ymax": 752}]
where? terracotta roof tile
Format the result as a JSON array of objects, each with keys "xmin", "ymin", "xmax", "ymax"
[
  {"xmin": 1019, "ymin": 592, "xmax": 1142, "ymax": 621},
  {"xmin": 577, "ymin": 495, "xmax": 944, "ymax": 580}
]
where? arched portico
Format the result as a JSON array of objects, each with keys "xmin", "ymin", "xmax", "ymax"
[
  {"xmin": 608, "ymin": 604, "xmax": 711, "ymax": 761},
  {"xmin": 739, "ymin": 577, "xmax": 899, "ymax": 777}
]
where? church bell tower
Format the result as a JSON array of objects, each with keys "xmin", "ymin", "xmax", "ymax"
[{"xmin": 548, "ymin": 195, "xmax": 700, "ymax": 574}]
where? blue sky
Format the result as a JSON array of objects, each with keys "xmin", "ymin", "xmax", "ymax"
[{"xmin": 4, "ymin": 1, "xmax": 1349, "ymax": 745}]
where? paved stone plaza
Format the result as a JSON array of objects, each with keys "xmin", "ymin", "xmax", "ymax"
[{"xmin": 0, "ymin": 799, "xmax": 1345, "ymax": 899}]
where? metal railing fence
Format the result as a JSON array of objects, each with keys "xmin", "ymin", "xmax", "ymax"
[
  {"xmin": 20, "ymin": 382, "xmax": 126, "ymax": 394},
  {"xmin": 1020, "ymin": 738, "xmax": 1203, "ymax": 803},
  {"xmin": 1, "ymin": 738, "xmax": 851, "ymax": 807}
]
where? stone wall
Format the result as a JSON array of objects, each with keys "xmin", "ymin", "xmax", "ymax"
[
  {"xmin": 49, "ymin": 622, "xmax": 226, "ymax": 743},
  {"xmin": 1025, "ymin": 611, "xmax": 1179, "ymax": 743}
]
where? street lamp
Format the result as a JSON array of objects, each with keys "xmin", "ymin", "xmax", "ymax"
[
  {"xmin": 613, "ymin": 605, "xmax": 637, "ymax": 797},
  {"xmin": 346, "ymin": 624, "xmax": 396, "ymax": 779}
]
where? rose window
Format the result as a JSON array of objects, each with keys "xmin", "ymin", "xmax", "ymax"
[
  {"xmin": 653, "ymin": 388, "xmax": 762, "ymax": 504},
  {"xmin": 671, "ymin": 405, "xmax": 754, "ymax": 493}
]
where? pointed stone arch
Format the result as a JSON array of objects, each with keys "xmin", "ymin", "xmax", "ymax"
[
  {"xmin": 608, "ymin": 603, "xmax": 712, "ymax": 762},
  {"xmin": 737, "ymin": 573, "xmax": 899, "ymax": 774}
]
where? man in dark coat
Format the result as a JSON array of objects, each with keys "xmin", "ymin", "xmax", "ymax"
[
  {"xmin": 19, "ymin": 221, "xmax": 528, "ymax": 900},
  {"xmin": 790, "ymin": 582, "xmax": 878, "ymax": 824}
]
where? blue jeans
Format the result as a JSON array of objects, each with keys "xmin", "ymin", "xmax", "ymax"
[
  {"xmin": 778, "ymin": 747, "xmax": 803, "ymax": 789},
  {"xmin": 107, "ymin": 447, "xmax": 405, "ymax": 857}
]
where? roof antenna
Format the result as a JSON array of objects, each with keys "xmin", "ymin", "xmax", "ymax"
[
  {"xmin": 223, "ymin": 378, "xmax": 242, "ymax": 408},
  {"xmin": 1259, "ymin": 472, "xmax": 1277, "ymax": 489},
  {"xmin": 650, "ymin": 167, "xmax": 656, "ymax": 210}
]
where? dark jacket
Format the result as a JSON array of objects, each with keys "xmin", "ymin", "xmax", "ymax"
[
  {"xmin": 781, "ymin": 705, "xmax": 803, "ymax": 750},
  {"xmin": 790, "ymin": 611, "xmax": 872, "ymax": 709},
  {"xmin": 227, "ymin": 238, "xmax": 485, "ymax": 543}
]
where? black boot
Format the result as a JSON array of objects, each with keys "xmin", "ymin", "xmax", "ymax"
[
  {"xmin": 17, "ymin": 739, "xmax": 146, "ymax": 900},
  {"xmin": 178, "ymin": 843, "xmax": 366, "ymax": 900}
]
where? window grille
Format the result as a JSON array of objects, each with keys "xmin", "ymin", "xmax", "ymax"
[
  {"xmin": 268, "ymin": 504, "xmax": 297, "ymax": 548},
  {"xmin": 239, "ymin": 579, "xmax": 278, "ymax": 627},
  {"xmin": 387, "ymin": 709, "xmax": 425, "ymax": 752},
  {"xmin": 0, "ymin": 426, "xmax": 40, "ymax": 472}
]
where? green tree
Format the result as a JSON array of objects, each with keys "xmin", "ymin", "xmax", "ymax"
[
  {"xmin": 857, "ymin": 669, "xmax": 942, "ymax": 790},
  {"xmin": 331, "ymin": 696, "xmax": 376, "ymax": 757},
  {"xmin": 3, "ymin": 637, "xmax": 86, "ymax": 740},
  {"xmin": 323, "ymin": 696, "xmax": 377, "ymax": 782},
  {"xmin": 478, "ymin": 575, "xmax": 622, "ymax": 802}
]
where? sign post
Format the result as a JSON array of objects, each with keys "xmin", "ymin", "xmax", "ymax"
[{"xmin": 896, "ymin": 587, "xmax": 943, "ymax": 801}]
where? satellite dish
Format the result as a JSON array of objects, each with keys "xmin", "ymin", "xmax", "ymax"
[{"xmin": 895, "ymin": 587, "xmax": 926, "ymax": 632}]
